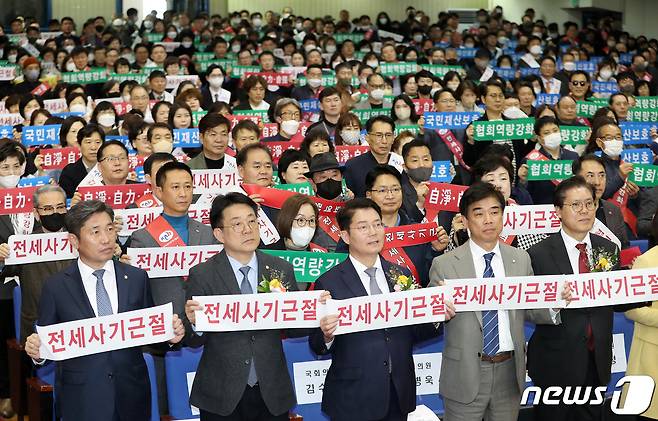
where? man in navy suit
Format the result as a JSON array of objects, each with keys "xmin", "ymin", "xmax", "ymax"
[
  {"xmin": 310, "ymin": 198, "xmax": 455, "ymax": 421},
  {"xmin": 24, "ymin": 200, "xmax": 185, "ymax": 421}
]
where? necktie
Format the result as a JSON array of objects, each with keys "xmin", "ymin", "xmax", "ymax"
[
  {"xmin": 365, "ymin": 267, "xmax": 382, "ymax": 295},
  {"xmin": 94, "ymin": 269, "xmax": 113, "ymax": 316},
  {"xmin": 214, "ymin": 93, "xmax": 219, "ymax": 102},
  {"xmin": 576, "ymin": 243, "xmax": 595, "ymax": 351},
  {"xmin": 482, "ymin": 252, "xmax": 500, "ymax": 356},
  {"xmin": 239, "ymin": 266, "xmax": 258, "ymax": 386}
]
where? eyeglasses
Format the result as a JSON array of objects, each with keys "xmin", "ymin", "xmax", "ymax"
[
  {"xmin": 37, "ymin": 205, "xmax": 67, "ymax": 215},
  {"xmin": 437, "ymin": 98, "xmax": 456, "ymax": 104},
  {"xmin": 100, "ymin": 155, "xmax": 128, "ymax": 163},
  {"xmin": 369, "ymin": 132, "xmax": 394, "ymax": 141},
  {"xmin": 600, "ymin": 136, "xmax": 622, "ymax": 142},
  {"xmin": 564, "ymin": 200, "xmax": 596, "ymax": 212},
  {"xmin": 280, "ymin": 111, "xmax": 301, "ymax": 119},
  {"xmin": 369, "ymin": 186, "xmax": 402, "ymax": 195},
  {"xmin": 220, "ymin": 218, "xmax": 259, "ymax": 233},
  {"xmin": 350, "ymin": 221, "xmax": 385, "ymax": 234},
  {"xmin": 293, "ymin": 217, "xmax": 316, "ymax": 227},
  {"xmin": 571, "ymin": 80, "xmax": 588, "ymax": 86}
]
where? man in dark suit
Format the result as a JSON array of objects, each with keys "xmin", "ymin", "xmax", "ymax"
[
  {"xmin": 24, "ymin": 200, "xmax": 184, "ymax": 421},
  {"xmin": 312, "ymin": 198, "xmax": 455, "ymax": 421},
  {"xmin": 184, "ymin": 192, "xmax": 325, "ymax": 420},
  {"xmin": 526, "ymin": 176, "xmax": 646, "ymax": 421},
  {"xmin": 58, "ymin": 123, "xmax": 104, "ymax": 198}
]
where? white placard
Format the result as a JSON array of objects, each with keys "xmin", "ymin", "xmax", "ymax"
[
  {"xmin": 292, "ymin": 359, "xmax": 331, "ymax": 404},
  {"xmin": 0, "ymin": 113, "xmax": 25, "ymax": 125},
  {"xmin": 37, "ymin": 303, "xmax": 174, "ymax": 361},
  {"xmin": 127, "ymin": 245, "xmax": 224, "ymax": 278},
  {"xmin": 257, "ymin": 207, "xmax": 280, "ymax": 245},
  {"xmin": 166, "ymin": 74, "xmax": 199, "ymax": 90},
  {"xmin": 413, "ymin": 352, "xmax": 441, "ymax": 395},
  {"xmin": 194, "ymin": 290, "xmax": 326, "ymax": 332},
  {"xmin": 611, "ymin": 332, "xmax": 627, "ymax": 373},
  {"xmin": 43, "ymin": 98, "xmax": 68, "ymax": 113},
  {"xmin": 191, "ymin": 167, "xmax": 242, "ymax": 195},
  {"xmin": 5, "ymin": 232, "xmax": 78, "ymax": 264}
]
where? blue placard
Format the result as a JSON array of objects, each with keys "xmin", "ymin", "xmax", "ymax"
[
  {"xmin": 519, "ymin": 67, "xmax": 540, "ymax": 77},
  {"xmin": 575, "ymin": 60, "xmax": 596, "ymax": 73},
  {"xmin": 52, "ymin": 112, "xmax": 85, "ymax": 118},
  {"xmin": 621, "ymin": 148, "xmax": 653, "ymax": 164},
  {"xmin": 507, "ymin": 40, "xmax": 518, "ymax": 49},
  {"xmin": 435, "ymin": 42, "xmax": 450, "ymax": 48},
  {"xmin": 173, "ymin": 128, "xmax": 201, "ymax": 148},
  {"xmin": 590, "ymin": 56, "xmax": 605, "ymax": 65},
  {"xmin": 134, "ymin": 166, "xmax": 146, "ymax": 182},
  {"xmin": 493, "ymin": 67, "xmax": 515, "ymax": 81},
  {"xmin": 300, "ymin": 98, "xmax": 320, "ymax": 113},
  {"xmin": 430, "ymin": 161, "xmax": 452, "ymax": 182},
  {"xmin": 619, "ymin": 53, "xmax": 633, "ymax": 65},
  {"xmin": 535, "ymin": 93, "xmax": 560, "ymax": 107},
  {"xmin": 591, "ymin": 81, "xmax": 619, "ymax": 94},
  {"xmin": 22, "ymin": 124, "xmax": 61, "ymax": 147},
  {"xmin": 620, "ymin": 122, "xmax": 658, "ymax": 145},
  {"xmin": 18, "ymin": 176, "xmax": 50, "ymax": 187},
  {"xmin": 0, "ymin": 125, "xmax": 13, "ymax": 138},
  {"xmin": 105, "ymin": 135, "xmax": 134, "ymax": 151},
  {"xmin": 423, "ymin": 112, "xmax": 480, "ymax": 130},
  {"xmin": 456, "ymin": 48, "xmax": 477, "ymax": 59}
]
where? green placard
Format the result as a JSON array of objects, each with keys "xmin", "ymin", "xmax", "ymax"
[
  {"xmin": 333, "ymin": 33, "xmax": 365, "ymax": 43},
  {"xmin": 197, "ymin": 58, "xmax": 235, "ymax": 72},
  {"xmin": 230, "ymin": 65, "xmax": 262, "ymax": 78},
  {"xmin": 379, "ymin": 61, "xmax": 419, "ymax": 76},
  {"xmin": 473, "ymin": 118, "xmax": 534, "ymax": 141},
  {"xmin": 144, "ymin": 33, "xmax": 164, "ymax": 42},
  {"xmin": 629, "ymin": 163, "xmax": 658, "ymax": 186},
  {"xmin": 353, "ymin": 108, "xmax": 393, "ymax": 123},
  {"xmin": 62, "ymin": 68, "xmax": 108, "ymax": 84},
  {"xmin": 108, "ymin": 73, "xmax": 149, "ymax": 84},
  {"xmin": 527, "ymin": 160, "xmax": 574, "ymax": 181},
  {"xmin": 394, "ymin": 125, "xmax": 420, "ymax": 136},
  {"xmin": 576, "ymin": 100, "xmax": 603, "ymax": 118},
  {"xmin": 260, "ymin": 250, "xmax": 348, "ymax": 282},
  {"xmin": 194, "ymin": 52, "xmax": 216, "ymax": 62},
  {"xmin": 297, "ymin": 73, "xmax": 336, "ymax": 87},
  {"xmin": 420, "ymin": 64, "xmax": 465, "ymax": 77},
  {"xmin": 192, "ymin": 111, "xmax": 208, "ymax": 126},
  {"xmin": 633, "ymin": 96, "xmax": 658, "ymax": 109},
  {"xmin": 233, "ymin": 109, "xmax": 270, "ymax": 122},
  {"xmin": 559, "ymin": 126, "xmax": 590, "ymax": 146},
  {"xmin": 628, "ymin": 108, "xmax": 658, "ymax": 122},
  {"xmin": 141, "ymin": 65, "xmax": 164, "ymax": 74},
  {"xmin": 273, "ymin": 181, "xmax": 314, "ymax": 195}
]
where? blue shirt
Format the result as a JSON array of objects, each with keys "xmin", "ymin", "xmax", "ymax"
[
  {"xmin": 226, "ymin": 252, "xmax": 258, "ymax": 293},
  {"xmin": 162, "ymin": 213, "xmax": 189, "ymax": 245}
]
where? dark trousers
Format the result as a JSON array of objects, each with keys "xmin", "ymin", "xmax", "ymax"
[
  {"xmin": 200, "ymin": 385, "xmax": 288, "ymax": 421},
  {"xmin": 534, "ymin": 351, "xmax": 604, "ymax": 421},
  {"xmin": 0, "ymin": 299, "xmax": 13, "ymax": 398},
  {"xmin": 331, "ymin": 379, "xmax": 404, "ymax": 421}
]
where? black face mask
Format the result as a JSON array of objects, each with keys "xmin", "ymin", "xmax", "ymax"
[
  {"xmin": 418, "ymin": 85, "xmax": 432, "ymax": 95},
  {"xmin": 40, "ymin": 212, "xmax": 66, "ymax": 232},
  {"xmin": 316, "ymin": 178, "xmax": 343, "ymax": 200},
  {"xmin": 95, "ymin": 25, "xmax": 105, "ymax": 33}
]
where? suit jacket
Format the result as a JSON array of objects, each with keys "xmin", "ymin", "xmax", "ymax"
[
  {"xmin": 526, "ymin": 233, "xmax": 639, "ymax": 387},
  {"xmin": 637, "ymin": 186, "xmax": 658, "ymax": 238},
  {"xmin": 0, "ymin": 214, "xmax": 19, "ymax": 299},
  {"xmin": 186, "ymin": 152, "xmax": 209, "ymax": 170},
  {"xmin": 599, "ymin": 200, "xmax": 629, "ymax": 249},
  {"xmin": 58, "ymin": 159, "xmax": 89, "ymax": 198},
  {"xmin": 130, "ymin": 218, "xmax": 215, "ymax": 316},
  {"xmin": 344, "ymin": 151, "xmax": 390, "ymax": 198},
  {"xmin": 309, "ymin": 257, "xmax": 439, "ymax": 420},
  {"xmin": 38, "ymin": 260, "xmax": 154, "ymax": 421},
  {"xmin": 428, "ymin": 242, "xmax": 555, "ymax": 403},
  {"xmin": 183, "ymin": 249, "xmax": 300, "ymax": 416}
]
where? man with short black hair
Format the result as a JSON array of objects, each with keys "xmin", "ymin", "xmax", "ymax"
[
  {"xmin": 307, "ymin": 87, "xmax": 343, "ymax": 138},
  {"xmin": 149, "ymin": 70, "xmax": 174, "ymax": 103},
  {"xmin": 187, "ymin": 113, "xmax": 236, "ymax": 170}
]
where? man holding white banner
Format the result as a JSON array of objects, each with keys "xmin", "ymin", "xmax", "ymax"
[
  {"xmin": 184, "ymin": 193, "xmax": 317, "ymax": 420},
  {"xmin": 430, "ymin": 182, "xmax": 567, "ymax": 421},
  {"xmin": 24, "ymin": 200, "xmax": 185, "ymax": 421},
  {"xmin": 526, "ymin": 176, "xmax": 647, "ymax": 421},
  {"xmin": 312, "ymin": 198, "xmax": 456, "ymax": 421}
]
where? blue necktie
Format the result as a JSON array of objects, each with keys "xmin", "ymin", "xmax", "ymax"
[
  {"xmin": 94, "ymin": 269, "xmax": 113, "ymax": 316},
  {"xmin": 365, "ymin": 267, "xmax": 382, "ymax": 295},
  {"xmin": 481, "ymin": 252, "xmax": 500, "ymax": 356},
  {"xmin": 239, "ymin": 266, "xmax": 258, "ymax": 386}
]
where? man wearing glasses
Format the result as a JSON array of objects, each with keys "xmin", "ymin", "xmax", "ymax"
[
  {"xmin": 184, "ymin": 192, "xmax": 321, "ymax": 421},
  {"xmin": 262, "ymin": 98, "xmax": 303, "ymax": 143},
  {"xmin": 526, "ymin": 176, "xmax": 646, "ymax": 421},
  {"xmin": 96, "ymin": 140, "xmax": 140, "ymax": 187},
  {"xmin": 312, "ymin": 198, "xmax": 455, "ymax": 421},
  {"xmin": 344, "ymin": 115, "xmax": 403, "ymax": 197}
]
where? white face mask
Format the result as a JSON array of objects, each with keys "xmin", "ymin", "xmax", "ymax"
[
  {"xmin": 307, "ymin": 78, "xmax": 322, "ymax": 88},
  {"xmin": 370, "ymin": 89, "xmax": 385, "ymax": 101},
  {"xmin": 599, "ymin": 69, "xmax": 613, "ymax": 80},
  {"xmin": 366, "ymin": 60, "xmax": 379, "ymax": 68},
  {"xmin": 304, "ymin": 44, "xmax": 316, "ymax": 52},
  {"xmin": 182, "ymin": 41, "xmax": 193, "ymax": 48},
  {"xmin": 529, "ymin": 45, "xmax": 543, "ymax": 55},
  {"xmin": 340, "ymin": 129, "xmax": 361, "ymax": 145},
  {"xmin": 167, "ymin": 31, "xmax": 177, "ymax": 39},
  {"xmin": 326, "ymin": 45, "xmax": 336, "ymax": 54},
  {"xmin": 252, "ymin": 18, "xmax": 262, "ymax": 27},
  {"xmin": 563, "ymin": 61, "xmax": 576, "ymax": 71},
  {"xmin": 413, "ymin": 34, "xmax": 423, "ymax": 42},
  {"xmin": 97, "ymin": 114, "xmax": 115, "ymax": 127},
  {"xmin": 533, "ymin": 86, "xmax": 542, "ymax": 95},
  {"xmin": 70, "ymin": 103, "xmax": 86, "ymax": 114},
  {"xmin": 543, "ymin": 132, "xmax": 562, "ymax": 149},
  {"xmin": 7, "ymin": 54, "xmax": 17, "ymax": 63},
  {"xmin": 447, "ymin": 82, "xmax": 460, "ymax": 91},
  {"xmin": 208, "ymin": 76, "xmax": 224, "ymax": 88},
  {"xmin": 152, "ymin": 141, "xmax": 173, "ymax": 153},
  {"xmin": 122, "ymin": 94, "xmax": 131, "ymax": 103},
  {"xmin": 603, "ymin": 140, "xmax": 623, "ymax": 158},
  {"xmin": 396, "ymin": 107, "xmax": 411, "ymax": 121},
  {"xmin": 231, "ymin": 44, "xmax": 241, "ymax": 53},
  {"xmin": 280, "ymin": 119, "xmax": 300, "ymax": 135},
  {"xmin": 144, "ymin": 20, "xmax": 154, "ymax": 30},
  {"xmin": 0, "ymin": 174, "xmax": 20, "ymax": 188},
  {"xmin": 290, "ymin": 226, "xmax": 315, "ymax": 248}
]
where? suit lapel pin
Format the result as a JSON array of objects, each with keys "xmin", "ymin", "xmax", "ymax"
[
  {"xmin": 512, "ymin": 259, "xmax": 516, "ymax": 263},
  {"xmin": 124, "ymin": 275, "xmax": 128, "ymax": 279}
]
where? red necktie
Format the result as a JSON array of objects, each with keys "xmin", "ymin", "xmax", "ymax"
[{"xmin": 576, "ymin": 243, "xmax": 594, "ymax": 351}]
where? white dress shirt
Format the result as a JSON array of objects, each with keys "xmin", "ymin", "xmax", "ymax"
[
  {"xmin": 560, "ymin": 230, "xmax": 592, "ymax": 274},
  {"xmin": 349, "ymin": 255, "xmax": 390, "ymax": 295},
  {"xmin": 209, "ymin": 86, "xmax": 231, "ymax": 104},
  {"xmin": 468, "ymin": 240, "xmax": 514, "ymax": 352},
  {"xmin": 78, "ymin": 259, "xmax": 119, "ymax": 316},
  {"xmin": 541, "ymin": 76, "xmax": 562, "ymax": 95},
  {"xmin": 227, "ymin": 252, "xmax": 259, "ymax": 293}
]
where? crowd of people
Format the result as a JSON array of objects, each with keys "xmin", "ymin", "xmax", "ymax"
[{"xmin": 0, "ymin": 3, "xmax": 656, "ymax": 421}]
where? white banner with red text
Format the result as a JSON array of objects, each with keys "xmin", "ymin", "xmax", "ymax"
[
  {"xmin": 5, "ymin": 232, "xmax": 77, "ymax": 264},
  {"xmin": 127, "ymin": 245, "xmax": 224, "ymax": 278}
]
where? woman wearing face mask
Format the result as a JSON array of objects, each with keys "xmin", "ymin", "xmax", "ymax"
[
  {"xmin": 584, "ymin": 118, "xmax": 636, "ymax": 199},
  {"xmin": 391, "ymin": 94, "xmax": 419, "ymax": 127},
  {"xmin": 201, "ymin": 65, "xmax": 232, "ymax": 110},
  {"xmin": 442, "ymin": 71, "xmax": 463, "ymax": 93},
  {"xmin": 66, "ymin": 92, "xmax": 88, "ymax": 117},
  {"xmin": 334, "ymin": 113, "xmax": 365, "ymax": 146},
  {"xmin": 267, "ymin": 194, "xmax": 320, "ymax": 257},
  {"xmin": 517, "ymin": 116, "xmax": 579, "ymax": 204},
  {"xmin": 172, "ymin": 30, "xmax": 197, "ymax": 58},
  {"xmin": 91, "ymin": 101, "xmax": 119, "ymax": 135}
]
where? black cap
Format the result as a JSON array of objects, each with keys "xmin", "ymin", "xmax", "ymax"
[{"xmin": 305, "ymin": 152, "xmax": 343, "ymax": 177}]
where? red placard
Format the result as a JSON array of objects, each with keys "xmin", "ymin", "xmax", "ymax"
[
  {"xmin": 0, "ymin": 186, "xmax": 38, "ymax": 215},
  {"xmin": 412, "ymin": 98, "xmax": 434, "ymax": 115},
  {"xmin": 383, "ymin": 223, "xmax": 439, "ymax": 249},
  {"xmin": 262, "ymin": 140, "xmax": 302, "ymax": 164},
  {"xmin": 424, "ymin": 183, "xmax": 468, "ymax": 221},
  {"xmin": 77, "ymin": 184, "xmax": 151, "ymax": 209},
  {"xmin": 39, "ymin": 147, "xmax": 81, "ymax": 170},
  {"xmin": 226, "ymin": 114, "xmax": 261, "ymax": 129},
  {"xmin": 334, "ymin": 145, "xmax": 371, "ymax": 164},
  {"xmin": 244, "ymin": 71, "xmax": 293, "ymax": 86}
]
